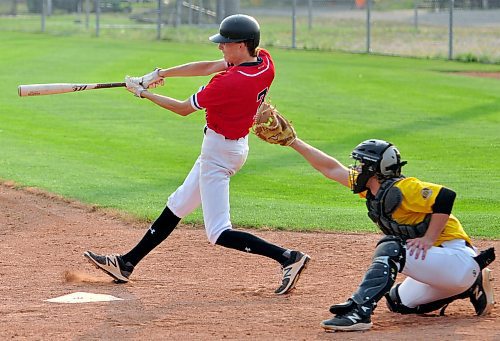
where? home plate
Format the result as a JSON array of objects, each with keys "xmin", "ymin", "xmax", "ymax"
[{"xmin": 45, "ymin": 292, "xmax": 124, "ymax": 303}]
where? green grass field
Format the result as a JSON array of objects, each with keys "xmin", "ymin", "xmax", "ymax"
[{"xmin": 1, "ymin": 31, "xmax": 499, "ymax": 238}]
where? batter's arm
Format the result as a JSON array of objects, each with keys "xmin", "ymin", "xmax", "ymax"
[
  {"xmin": 140, "ymin": 91, "xmax": 195, "ymax": 116},
  {"xmin": 290, "ymin": 138, "xmax": 350, "ymax": 188},
  {"xmin": 158, "ymin": 60, "xmax": 227, "ymax": 78}
]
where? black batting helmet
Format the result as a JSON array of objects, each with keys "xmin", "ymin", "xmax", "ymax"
[{"xmin": 209, "ymin": 14, "xmax": 260, "ymax": 47}]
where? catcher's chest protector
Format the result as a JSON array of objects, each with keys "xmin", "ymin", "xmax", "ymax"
[{"xmin": 366, "ymin": 177, "xmax": 430, "ymax": 239}]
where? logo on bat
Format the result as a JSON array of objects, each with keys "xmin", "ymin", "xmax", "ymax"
[{"xmin": 72, "ymin": 85, "xmax": 88, "ymax": 91}]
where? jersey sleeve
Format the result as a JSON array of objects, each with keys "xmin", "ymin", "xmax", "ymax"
[
  {"xmin": 396, "ymin": 177, "xmax": 443, "ymax": 213},
  {"xmin": 190, "ymin": 72, "xmax": 230, "ymax": 112},
  {"xmin": 190, "ymin": 85, "xmax": 206, "ymax": 111}
]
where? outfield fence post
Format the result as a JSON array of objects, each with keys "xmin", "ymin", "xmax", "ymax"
[
  {"xmin": 197, "ymin": 0, "xmax": 202, "ymax": 26},
  {"xmin": 95, "ymin": 0, "xmax": 100, "ymax": 37},
  {"xmin": 366, "ymin": 0, "xmax": 371, "ymax": 53},
  {"xmin": 292, "ymin": 0, "xmax": 297, "ymax": 48},
  {"xmin": 448, "ymin": 0, "xmax": 454, "ymax": 60},
  {"xmin": 85, "ymin": 0, "xmax": 90, "ymax": 30},
  {"xmin": 41, "ymin": 0, "xmax": 46, "ymax": 33},
  {"xmin": 157, "ymin": 0, "xmax": 162, "ymax": 40},
  {"xmin": 414, "ymin": 0, "xmax": 419, "ymax": 31},
  {"xmin": 175, "ymin": 0, "xmax": 182, "ymax": 27},
  {"xmin": 188, "ymin": 0, "xmax": 193, "ymax": 25},
  {"xmin": 308, "ymin": 0, "xmax": 313, "ymax": 31}
]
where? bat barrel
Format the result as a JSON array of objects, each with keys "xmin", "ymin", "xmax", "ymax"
[{"xmin": 18, "ymin": 82, "xmax": 126, "ymax": 97}]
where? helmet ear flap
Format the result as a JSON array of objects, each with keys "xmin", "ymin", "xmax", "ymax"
[
  {"xmin": 385, "ymin": 160, "xmax": 408, "ymax": 177},
  {"xmin": 380, "ymin": 146, "xmax": 407, "ymax": 177}
]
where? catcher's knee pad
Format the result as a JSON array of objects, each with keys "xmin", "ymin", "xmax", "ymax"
[
  {"xmin": 374, "ymin": 235, "xmax": 406, "ymax": 271},
  {"xmin": 386, "ymin": 284, "xmax": 453, "ymax": 315},
  {"xmin": 352, "ymin": 235, "xmax": 405, "ymax": 305}
]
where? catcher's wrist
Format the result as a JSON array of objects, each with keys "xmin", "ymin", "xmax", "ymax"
[{"xmin": 284, "ymin": 136, "xmax": 297, "ymax": 147}]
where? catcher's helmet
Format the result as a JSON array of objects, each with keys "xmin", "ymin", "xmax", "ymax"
[
  {"xmin": 209, "ymin": 14, "xmax": 260, "ymax": 47},
  {"xmin": 350, "ymin": 139, "xmax": 407, "ymax": 193}
]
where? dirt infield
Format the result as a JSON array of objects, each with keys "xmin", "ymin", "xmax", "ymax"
[
  {"xmin": 0, "ymin": 182, "xmax": 498, "ymax": 340},
  {"xmin": 453, "ymin": 71, "xmax": 500, "ymax": 80}
]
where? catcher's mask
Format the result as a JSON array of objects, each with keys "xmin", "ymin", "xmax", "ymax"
[
  {"xmin": 209, "ymin": 14, "xmax": 260, "ymax": 48},
  {"xmin": 349, "ymin": 139, "xmax": 407, "ymax": 194}
]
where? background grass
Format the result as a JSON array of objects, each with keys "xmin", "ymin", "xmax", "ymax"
[{"xmin": 1, "ymin": 31, "xmax": 499, "ymax": 238}]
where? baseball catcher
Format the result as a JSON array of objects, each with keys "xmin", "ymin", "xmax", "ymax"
[
  {"xmin": 288, "ymin": 138, "xmax": 495, "ymax": 332},
  {"xmin": 252, "ymin": 102, "xmax": 296, "ymax": 146}
]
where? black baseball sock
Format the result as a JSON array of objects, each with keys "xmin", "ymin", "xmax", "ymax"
[
  {"xmin": 215, "ymin": 229, "xmax": 289, "ymax": 264},
  {"xmin": 121, "ymin": 206, "xmax": 181, "ymax": 266}
]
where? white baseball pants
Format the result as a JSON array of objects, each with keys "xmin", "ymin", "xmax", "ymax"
[
  {"xmin": 167, "ymin": 127, "xmax": 249, "ymax": 244},
  {"xmin": 399, "ymin": 239, "xmax": 479, "ymax": 307}
]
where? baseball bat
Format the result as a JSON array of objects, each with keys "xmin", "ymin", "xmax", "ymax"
[{"xmin": 18, "ymin": 82, "xmax": 126, "ymax": 97}]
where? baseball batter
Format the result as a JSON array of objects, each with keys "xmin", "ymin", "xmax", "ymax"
[
  {"xmin": 288, "ymin": 138, "xmax": 495, "ymax": 332},
  {"xmin": 84, "ymin": 14, "xmax": 310, "ymax": 295}
]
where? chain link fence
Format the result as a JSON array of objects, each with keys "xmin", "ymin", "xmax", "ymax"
[{"xmin": 1, "ymin": 0, "xmax": 499, "ymax": 63}]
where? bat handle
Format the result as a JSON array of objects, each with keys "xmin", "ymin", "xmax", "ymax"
[{"xmin": 95, "ymin": 82, "xmax": 126, "ymax": 89}]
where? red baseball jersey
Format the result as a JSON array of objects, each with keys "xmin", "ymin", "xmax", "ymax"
[{"xmin": 190, "ymin": 49, "xmax": 275, "ymax": 140}]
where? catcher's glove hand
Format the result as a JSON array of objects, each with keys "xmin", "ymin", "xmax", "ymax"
[{"xmin": 252, "ymin": 102, "xmax": 297, "ymax": 146}]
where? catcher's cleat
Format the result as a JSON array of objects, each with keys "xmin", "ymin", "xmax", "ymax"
[
  {"xmin": 474, "ymin": 247, "xmax": 495, "ymax": 270},
  {"xmin": 84, "ymin": 251, "xmax": 134, "ymax": 283},
  {"xmin": 330, "ymin": 298, "xmax": 356, "ymax": 315},
  {"xmin": 470, "ymin": 268, "xmax": 495, "ymax": 316},
  {"xmin": 275, "ymin": 251, "xmax": 310, "ymax": 295},
  {"xmin": 321, "ymin": 304, "xmax": 373, "ymax": 332}
]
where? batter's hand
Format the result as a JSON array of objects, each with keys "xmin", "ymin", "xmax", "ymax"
[
  {"xmin": 125, "ymin": 76, "xmax": 146, "ymax": 98},
  {"xmin": 406, "ymin": 237, "xmax": 434, "ymax": 260},
  {"xmin": 140, "ymin": 68, "xmax": 164, "ymax": 88}
]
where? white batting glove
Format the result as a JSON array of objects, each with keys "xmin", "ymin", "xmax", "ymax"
[
  {"xmin": 125, "ymin": 76, "xmax": 147, "ymax": 98},
  {"xmin": 140, "ymin": 68, "xmax": 164, "ymax": 88}
]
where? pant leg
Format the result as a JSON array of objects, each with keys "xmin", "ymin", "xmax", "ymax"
[
  {"xmin": 399, "ymin": 239, "xmax": 479, "ymax": 307},
  {"xmin": 199, "ymin": 127, "xmax": 248, "ymax": 244},
  {"xmin": 167, "ymin": 156, "xmax": 202, "ymax": 218}
]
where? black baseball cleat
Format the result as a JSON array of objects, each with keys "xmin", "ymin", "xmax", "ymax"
[
  {"xmin": 469, "ymin": 268, "xmax": 495, "ymax": 316},
  {"xmin": 84, "ymin": 251, "xmax": 134, "ymax": 283},
  {"xmin": 474, "ymin": 247, "xmax": 495, "ymax": 270},
  {"xmin": 321, "ymin": 303, "xmax": 373, "ymax": 332},
  {"xmin": 275, "ymin": 251, "xmax": 310, "ymax": 295},
  {"xmin": 330, "ymin": 298, "xmax": 356, "ymax": 315}
]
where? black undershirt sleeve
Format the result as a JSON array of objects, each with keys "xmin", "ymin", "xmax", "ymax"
[{"xmin": 432, "ymin": 187, "xmax": 456, "ymax": 215}]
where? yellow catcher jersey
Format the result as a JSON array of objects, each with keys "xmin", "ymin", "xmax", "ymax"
[{"xmin": 352, "ymin": 174, "xmax": 472, "ymax": 246}]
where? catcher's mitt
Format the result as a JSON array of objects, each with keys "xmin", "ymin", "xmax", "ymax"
[{"xmin": 252, "ymin": 102, "xmax": 297, "ymax": 146}]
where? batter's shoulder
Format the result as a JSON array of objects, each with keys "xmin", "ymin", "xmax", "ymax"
[{"xmin": 258, "ymin": 48, "xmax": 273, "ymax": 60}]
